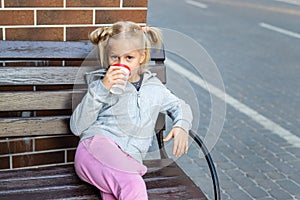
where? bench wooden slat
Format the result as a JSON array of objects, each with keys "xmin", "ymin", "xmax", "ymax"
[
  {"xmin": 0, "ymin": 116, "xmax": 165, "ymax": 137},
  {"xmin": 0, "ymin": 160, "xmax": 206, "ymax": 200},
  {"xmin": 0, "ymin": 116, "xmax": 70, "ymax": 136},
  {"xmin": 0, "ymin": 66, "xmax": 97, "ymax": 85},
  {"xmin": 0, "ymin": 41, "xmax": 92, "ymax": 60},
  {"xmin": 0, "ymin": 40, "xmax": 165, "ymax": 62},
  {"xmin": 148, "ymin": 186, "xmax": 206, "ymax": 200},
  {"xmin": 0, "ymin": 185, "xmax": 100, "ymax": 200},
  {"xmin": 0, "ymin": 91, "xmax": 84, "ymax": 111},
  {"xmin": 0, "ymin": 169, "xmax": 194, "ymax": 191},
  {"xmin": 0, "ymin": 65, "xmax": 165, "ymax": 85}
]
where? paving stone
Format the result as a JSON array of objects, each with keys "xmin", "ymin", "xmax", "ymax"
[
  {"xmin": 216, "ymin": 169, "xmax": 232, "ymax": 180},
  {"xmin": 267, "ymin": 134, "xmax": 287, "ymax": 143},
  {"xmin": 273, "ymin": 161, "xmax": 297, "ymax": 175},
  {"xmin": 220, "ymin": 178, "xmax": 240, "ymax": 190},
  {"xmin": 293, "ymin": 195, "xmax": 300, "ymax": 200},
  {"xmin": 257, "ymin": 198, "xmax": 275, "ymax": 200},
  {"xmin": 275, "ymin": 179, "xmax": 300, "ymax": 196},
  {"xmin": 225, "ymin": 151, "xmax": 244, "ymax": 160},
  {"xmin": 275, "ymin": 152, "xmax": 297, "ymax": 162},
  {"xmin": 225, "ymin": 168, "xmax": 245, "ymax": 178},
  {"xmin": 287, "ymin": 159, "xmax": 300, "ymax": 169},
  {"xmin": 244, "ymin": 155, "xmax": 266, "ymax": 165},
  {"xmin": 254, "ymin": 162, "xmax": 277, "ymax": 172},
  {"xmin": 287, "ymin": 172, "xmax": 300, "ymax": 185},
  {"xmin": 220, "ymin": 192, "xmax": 231, "ymax": 200},
  {"xmin": 285, "ymin": 147, "xmax": 300, "ymax": 158},
  {"xmin": 245, "ymin": 171, "xmax": 268, "ymax": 180},
  {"xmin": 265, "ymin": 170, "xmax": 287, "ymax": 180},
  {"xmin": 238, "ymin": 148, "xmax": 256, "ymax": 157},
  {"xmin": 217, "ymin": 172, "xmax": 231, "ymax": 181},
  {"xmin": 269, "ymin": 188, "xmax": 293, "ymax": 199},
  {"xmin": 264, "ymin": 156, "xmax": 282, "ymax": 166},
  {"xmin": 260, "ymin": 142, "xmax": 284, "ymax": 154},
  {"xmin": 240, "ymin": 138, "xmax": 259, "ymax": 147},
  {"xmin": 211, "ymin": 151, "xmax": 231, "ymax": 163},
  {"xmin": 226, "ymin": 188, "xmax": 253, "ymax": 200},
  {"xmin": 216, "ymin": 161, "xmax": 237, "ymax": 170},
  {"xmin": 194, "ymin": 158, "xmax": 210, "ymax": 168},
  {"xmin": 235, "ymin": 161, "xmax": 258, "ymax": 172},
  {"xmin": 231, "ymin": 175, "xmax": 257, "ymax": 188},
  {"xmin": 256, "ymin": 179, "xmax": 280, "ymax": 191},
  {"xmin": 243, "ymin": 186, "xmax": 269, "ymax": 199}
]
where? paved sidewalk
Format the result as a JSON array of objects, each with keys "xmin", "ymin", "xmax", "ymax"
[{"xmin": 173, "ymin": 86, "xmax": 300, "ymax": 200}]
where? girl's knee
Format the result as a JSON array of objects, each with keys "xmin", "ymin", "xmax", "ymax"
[
  {"xmin": 101, "ymin": 192, "xmax": 117, "ymax": 200},
  {"xmin": 118, "ymin": 175, "xmax": 148, "ymax": 200}
]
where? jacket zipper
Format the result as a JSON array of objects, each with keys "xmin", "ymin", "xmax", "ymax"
[
  {"xmin": 137, "ymin": 93, "xmax": 141, "ymax": 108},
  {"xmin": 137, "ymin": 92, "xmax": 142, "ymax": 121}
]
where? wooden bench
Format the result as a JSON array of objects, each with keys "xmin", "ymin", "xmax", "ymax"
[{"xmin": 0, "ymin": 40, "xmax": 220, "ymax": 200}]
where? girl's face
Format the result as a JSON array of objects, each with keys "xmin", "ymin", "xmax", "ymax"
[{"xmin": 107, "ymin": 38, "xmax": 145, "ymax": 80}]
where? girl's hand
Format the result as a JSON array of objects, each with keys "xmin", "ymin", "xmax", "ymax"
[
  {"xmin": 163, "ymin": 127, "xmax": 188, "ymax": 157},
  {"xmin": 102, "ymin": 66, "xmax": 128, "ymax": 90}
]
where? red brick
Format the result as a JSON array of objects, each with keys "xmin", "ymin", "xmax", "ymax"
[
  {"xmin": 13, "ymin": 151, "xmax": 65, "ymax": 168},
  {"xmin": 0, "ymin": 141, "xmax": 9, "ymax": 155},
  {"xmin": 67, "ymin": 0, "xmax": 120, "ymax": 7},
  {"xmin": 0, "ymin": 85, "xmax": 33, "ymax": 92},
  {"xmin": 6, "ymin": 27, "xmax": 63, "ymax": 41},
  {"xmin": 0, "ymin": 139, "xmax": 33, "ymax": 155},
  {"xmin": 67, "ymin": 149, "xmax": 76, "ymax": 162},
  {"xmin": 123, "ymin": 0, "xmax": 148, "ymax": 7},
  {"xmin": 5, "ymin": 0, "xmax": 63, "ymax": 7},
  {"xmin": 0, "ymin": 10, "xmax": 34, "ymax": 25},
  {"xmin": 0, "ymin": 156, "xmax": 10, "ymax": 170},
  {"xmin": 37, "ymin": 10, "xmax": 93, "ymax": 25},
  {"xmin": 35, "ymin": 136, "xmax": 79, "ymax": 151},
  {"xmin": 66, "ymin": 26, "xmax": 101, "ymax": 41},
  {"xmin": 96, "ymin": 10, "xmax": 147, "ymax": 24}
]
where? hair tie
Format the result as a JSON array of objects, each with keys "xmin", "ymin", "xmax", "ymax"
[
  {"xmin": 98, "ymin": 27, "xmax": 112, "ymax": 42},
  {"xmin": 142, "ymin": 26, "xmax": 150, "ymax": 34}
]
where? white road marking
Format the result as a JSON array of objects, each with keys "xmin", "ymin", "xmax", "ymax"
[
  {"xmin": 185, "ymin": 0, "xmax": 208, "ymax": 9},
  {"xmin": 166, "ymin": 58, "xmax": 300, "ymax": 148},
  {"xmin": 259, "ymin": 22, "xmax": 300, "ymax": 40},
  {"xmin": 275, "ymin": 0, "xmax": 300, "ymax": 6}
]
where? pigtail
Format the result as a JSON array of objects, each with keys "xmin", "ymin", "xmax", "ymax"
[
  {"xmin": 89, "ymin": 27, "xmax": 113, "ymax": 45},
  {"xmin": 140, "ymin": 26, "xmax": 163, "ymax": 69},
  {"xmin": 88, "ymin": 27, "xmax": 113, "ymax": 67},
  {"xmin": 142, "ymin": 26, "xmax": 163, "ymax": 50}
]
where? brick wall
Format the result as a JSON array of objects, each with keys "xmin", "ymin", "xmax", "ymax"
[
  {"xmin": 0, "ymin": 0, "xmax": 148, "ymax": 41},
  {"xmin": 0, "ymin": 0, "xmax": 148, "ymax": 171}
]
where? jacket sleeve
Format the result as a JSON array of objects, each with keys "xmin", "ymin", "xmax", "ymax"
[
  {"xmin": 159, "ymin": 85, "xmax": 193, "ymax": 133},
  {"xmin": 70, "ymin": 79, "xmax": 111, "ymax": 136}
]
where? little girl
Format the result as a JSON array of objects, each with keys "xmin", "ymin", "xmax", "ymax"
[{"xmin": 70, "ymin": 21, "xmax": 193, "ymax": 200}]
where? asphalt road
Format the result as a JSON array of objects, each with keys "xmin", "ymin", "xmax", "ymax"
[{"xmin": 147, "ymin": 0, "xmax": 300, "ymax": 199}]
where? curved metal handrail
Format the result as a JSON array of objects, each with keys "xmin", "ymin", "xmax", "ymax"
[{"xmin": 189, "ymin": 130, "xmax": 221, "ymax": 200}]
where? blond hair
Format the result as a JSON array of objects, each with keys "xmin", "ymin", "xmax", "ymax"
[{"xmin": 89, "ymin": 21, "xmax": 162, "ymax": 70}]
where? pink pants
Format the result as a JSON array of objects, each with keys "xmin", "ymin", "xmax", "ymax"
[{"xmin": 74, "ymin": 136, "xmax": 148, "ymax": 200}]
